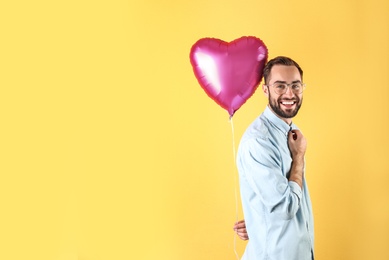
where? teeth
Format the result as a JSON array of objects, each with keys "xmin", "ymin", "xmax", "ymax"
[{"xmin": 282, "ymin": 101, "xmax": 295, "ymax": 105}]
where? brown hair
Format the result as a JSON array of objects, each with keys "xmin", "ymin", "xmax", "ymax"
[{"xmin": 263, "ymin": 56, "xmax": 303, "ymax": 84}]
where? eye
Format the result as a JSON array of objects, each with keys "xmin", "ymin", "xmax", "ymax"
[
  {"xmin": 275, "ymin": 83, "xmax": 286, "ymax": 90},
  {"xmin": 291, "ymin": 84, "xmax": 301, "ymax": 90}
]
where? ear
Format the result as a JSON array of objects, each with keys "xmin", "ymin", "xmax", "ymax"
[{"xmin": 262, "ymin": 84, "xmax": 269, "ymax": 98}]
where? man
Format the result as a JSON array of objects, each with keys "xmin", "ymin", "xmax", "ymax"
[{"xmin": 235, "ymin": 56, "xmax": 314, "ymax": 260}]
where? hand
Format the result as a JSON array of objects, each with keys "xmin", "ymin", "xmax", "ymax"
[
  {"xmin": 233, "ymin": 220, "xmax": 249, "ymax": 240},
  {"xmin": 288, "ymin": 130, "xmax": 307, "ymax": 159},
  {"xmin": 287, "ymin": 130, "xmax": 306, "ymax": 188}
]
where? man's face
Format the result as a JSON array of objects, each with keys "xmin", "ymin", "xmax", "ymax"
[{"xmin": 264, "ymin": 65, "xmax": 303, "ymax": 123}]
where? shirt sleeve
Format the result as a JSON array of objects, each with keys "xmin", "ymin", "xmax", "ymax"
[{"xmin": 237, "ymin": 137, "xmax": 302, "ymax": 220}]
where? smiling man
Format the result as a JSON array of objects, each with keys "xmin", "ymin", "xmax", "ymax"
[{"xmin": 236, "ymin": 56, "xmax": 314, "ymax": 260}]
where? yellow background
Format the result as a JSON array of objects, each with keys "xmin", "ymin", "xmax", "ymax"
[{"xmin": 1, "ymin": 0, "xmax": 388, "ymax": 259}]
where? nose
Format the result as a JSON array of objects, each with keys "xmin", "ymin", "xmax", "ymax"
[{"xmin": 283, "ymin": 86, "xmax": 294, "ymax": 97}]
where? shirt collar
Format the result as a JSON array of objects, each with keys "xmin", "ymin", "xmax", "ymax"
[{"xmin": 263, "ymin": 106, "xmax": 298, "ymax": 136}]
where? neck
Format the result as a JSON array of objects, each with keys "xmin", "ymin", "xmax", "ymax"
[{"xmin": 267, "ymin": 105, "xmax": 293, "ymax": 125}]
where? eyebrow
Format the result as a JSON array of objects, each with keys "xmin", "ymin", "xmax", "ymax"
[{"xmin": 273, "ymin": 80, "xmax": 302, "ymax": 84}]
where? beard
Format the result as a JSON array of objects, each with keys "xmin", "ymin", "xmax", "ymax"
[{"xmin": 268, "ymin": 91, "xmax": 303, "ymax": 119}]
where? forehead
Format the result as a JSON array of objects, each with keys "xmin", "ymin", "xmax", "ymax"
[{"xmin": 268, "ymin": 65, "xmax": 301, "ymax": 83}]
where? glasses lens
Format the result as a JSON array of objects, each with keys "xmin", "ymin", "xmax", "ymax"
[
  {"xmin": 273, "ymin": 83, "xmax": 287, "ymax": 95},
  {"xmin": 273, "ymin": 83, "xmax": 304, "ymax": 94},
  {"xmin": 291, "ymin": 83, "xmax": 303, "ymax": 94}
]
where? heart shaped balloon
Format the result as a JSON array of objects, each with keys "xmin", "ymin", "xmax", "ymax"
[{"xmin": 190, "ymin": 36, "xmax": 268, "ymax": 117}]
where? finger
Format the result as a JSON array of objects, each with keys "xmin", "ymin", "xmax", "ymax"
[
  {"xmin": 236, "ymin": 228, "xmax": 247, "ymax": 236},
  {"xmin": 234, "ymin": 223, "xmax": 246, "ymax": 230},
  {"xmin": 233, "ymin": 220, "xmax": 246, "ymax": 229},
  {"xmin": 237, "ymin": 232, "xmax": 249, "ymax": 240},
  {"xmin": 289, "ymin": 130, "xmax": 300, "ymax": 140}
]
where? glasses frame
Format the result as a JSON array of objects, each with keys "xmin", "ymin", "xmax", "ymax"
[{"xmin": 264, "ymin": 82, "xmax": 306, "ymax": 95}]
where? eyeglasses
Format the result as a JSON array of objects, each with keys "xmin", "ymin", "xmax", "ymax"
[{"xmin": 264, "ymin": 82, "xmax": 306, "ymax": 95}]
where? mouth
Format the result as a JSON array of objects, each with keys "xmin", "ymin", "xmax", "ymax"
[{"xmin": 280, "ymin": 100, "xmax": 297, "ymax": 108}]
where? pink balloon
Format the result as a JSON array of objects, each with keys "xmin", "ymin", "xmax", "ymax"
[{"xmin": 190, "ymin": 36, "xmax": 268, "ymax": 117}]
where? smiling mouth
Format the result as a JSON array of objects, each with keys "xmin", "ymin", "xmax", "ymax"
[{"xmin": 280, "ymin": 100, "xmax": 296, "ymax": 106}]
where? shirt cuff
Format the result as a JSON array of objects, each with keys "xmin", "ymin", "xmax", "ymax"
[{"xmin": 288, "ymin": 181, "xmax": 302, "ymax": 199}]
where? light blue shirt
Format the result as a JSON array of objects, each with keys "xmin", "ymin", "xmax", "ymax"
[{"xmin": 237, "ymin": 106, "xmax": 314, "ymax": 260}]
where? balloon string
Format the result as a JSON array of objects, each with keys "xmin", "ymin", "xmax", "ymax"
[{"xmin": 229, "ymin": 117, "xmax": 240, "ymax": 260}]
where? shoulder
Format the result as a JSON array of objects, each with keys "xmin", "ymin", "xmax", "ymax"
[
  {"xmin": 238, "ymin": 116, "xmax": 276, "ymax": 157},
  {"xmin": 240, "ymin": 116, "xmax": 270, "ymax": 144}
]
